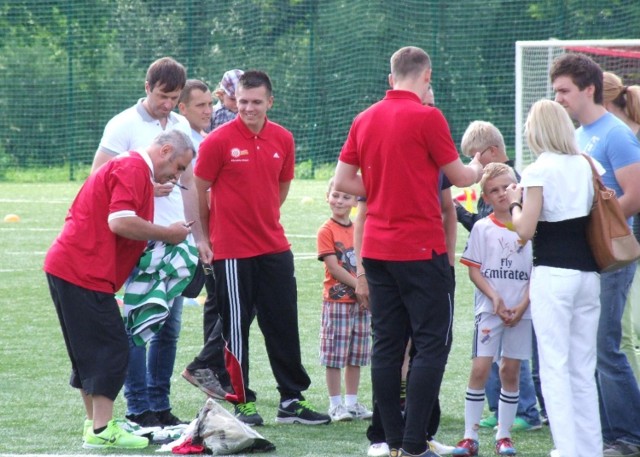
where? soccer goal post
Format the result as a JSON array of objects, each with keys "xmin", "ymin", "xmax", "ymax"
[{"xmin": 515, "ymin": 39, "xmax": 640, "ymax": 172}]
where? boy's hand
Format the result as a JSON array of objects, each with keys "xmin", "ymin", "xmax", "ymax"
[
  {"xmin": 492, "ymin": 296, "xmax": 507, "ymax": 317},
  {"xmin": 504, "ymin": 302, "xmax": 527, "ymax": 327},
  {"xmin": 496, "ymin": 304, "xmax": 515, "ymax": 325}
]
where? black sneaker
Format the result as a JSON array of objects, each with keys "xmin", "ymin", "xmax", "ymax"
[
  {"xmin": 234, "ymin": 401, "xmax": 264, "ymax": 426},
  {"xmin": 126, "ymin": 410, "xmax": 163, "ymax": 428},
  {"xmin": 275, "ymin": 399, "xmax": 331, "ymax": 425},
  {"xmin": 155, "ymin": 409, "xmax": 187, "ymax": 426}
]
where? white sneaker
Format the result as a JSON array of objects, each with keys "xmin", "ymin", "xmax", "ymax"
[
  {"xmin": 150, "ymin": 424, "xmax": 187, "ymax": 444},
  {"xmin": 114, "ymin": 418, "xmax": 161, "ymax": 436},
  {"xmin": 368, "ymin": 442, "xmax": 390, "ymax": 457},
  {"xmin": 328, "ymin": 403, "xmax": 353, "ymax": 422},
  {"xmin": 428, "ymin": 438, "xmax": 456, "ymax": 455},
  {"xmin": 347, "ymin": 402, "xmax": 373, "ymax": 420}
]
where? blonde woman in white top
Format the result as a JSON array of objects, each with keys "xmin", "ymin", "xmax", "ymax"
[{"xmin": 506, "ymin": 99, "xmax": 602, "ymax": 457}]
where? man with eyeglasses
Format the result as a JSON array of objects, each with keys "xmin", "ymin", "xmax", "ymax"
[
  {"xmin": 453, "ymin": 121, "xmax": 544, "ymax": 438},
  {"xmin": 454, "ymin": 121, "xmax": 520, "ymax": 230}
]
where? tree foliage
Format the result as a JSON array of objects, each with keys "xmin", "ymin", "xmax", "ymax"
[{"xmin": 1, "ymin": 0, "xmax": 639, "ymax": 174}]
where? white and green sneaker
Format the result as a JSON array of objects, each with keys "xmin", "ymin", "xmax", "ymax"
[
  {"xmin": 83, "ymin": 417, "xmax": 158, "ymax": 440},
  {"xmin": 83, "ymin": 419, "xmax": 92, "ymax": 441},
  {"xmin": 114, "ymin": 417, "xmax": 161, "ymax": 436},
  {"xmin": 82, "ymin": 419, "xmax": 149, "ymax": 449}
]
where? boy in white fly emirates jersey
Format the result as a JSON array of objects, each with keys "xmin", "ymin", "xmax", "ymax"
[{"xmin": 454, "ymin": 163, "xmax": 533, "ymax": 457}]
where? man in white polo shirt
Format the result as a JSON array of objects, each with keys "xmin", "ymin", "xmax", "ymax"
[{"xmin": 91, "ymin": 57, "xmax": 205, "ymax": 429}]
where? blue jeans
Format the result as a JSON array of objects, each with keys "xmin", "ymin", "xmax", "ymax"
[
  {"xmin": 530, "ymin": 329, "xmax": 546, "ymax": 418},
  {"xmin": 486, "ymin": 359, "xmax": 541, "ymax": 425},
  {"xmin": 124, "ymin": 296, "xmax": 184, "ymax": 414},
  {"xmin": 597, "ymin": 264, "xmax": 640, "ymax": 445}
]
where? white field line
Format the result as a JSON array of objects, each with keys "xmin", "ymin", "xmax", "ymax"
[
  {"xmin": 2, "ymin": 450, "xmax": 256, "ymax": 456},
  {"xmin": 0, "ymin": 198, "xmax": 71, "ymax": 204},
  {"xmin": 0, "ymin": 252, "xmax": 319, "ymax": 274},
  {"xmin": 0, "ymin": 229, "xmax": 316, "ymax": 234},
  {"xmin": 0, "ymin": 453, "xmax": 254, "ymax": 457},
  {"xmin": 0, "ymin": 452, "xmax": 152, "ymax": 457},
  {"xmin": 0, "ymin": 251, "xmax": 463, "ymax": 273},
  {"xmin": 0, "ymin": 227, "xmax": 59, "ymax": 231},
  {"xmin": 5, "ymin": 251, "xmax": 47, "ymax": 255}
]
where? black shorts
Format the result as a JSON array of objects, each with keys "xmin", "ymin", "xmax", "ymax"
[{"xmin": 46, "ymin": 273, "xmax": 128, "ymax": 400}]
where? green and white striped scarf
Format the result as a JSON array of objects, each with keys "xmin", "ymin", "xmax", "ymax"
[{"xmin": 124, "ymin": 239, "xmax": 198, "ymax": 345}]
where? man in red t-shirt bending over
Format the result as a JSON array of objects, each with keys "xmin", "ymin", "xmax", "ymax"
[
  {"xmin": 334, "ymin": 46, "xmax": 483, "ymax": 457},
  {"xmin": 44, "ymin": 130, "xmax": 194, "ymax": 449}
]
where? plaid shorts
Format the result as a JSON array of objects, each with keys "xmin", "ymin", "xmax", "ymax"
[{"xmin": 319, "ymin": 300, "xmax": 371, "ymax": 368}]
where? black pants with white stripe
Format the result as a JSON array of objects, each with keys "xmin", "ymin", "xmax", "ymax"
[{"xmin": 214, "ymin": 249, "xmax": 311, "ymax": 403}]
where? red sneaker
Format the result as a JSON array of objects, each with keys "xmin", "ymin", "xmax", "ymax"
[
  {"xmin": 452, "ymin": 438, "xmax": 479, "ymax": 456},
  {"xmin": 495, "ymin": 437, "xmax": 517, "ymax": 455}
]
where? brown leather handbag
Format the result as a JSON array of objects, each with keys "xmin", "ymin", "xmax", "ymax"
[{"xmin": 583, "ymin": 154, "xmax": 640, "ymax": 272}]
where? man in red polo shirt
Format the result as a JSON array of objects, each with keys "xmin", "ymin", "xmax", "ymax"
[
  {"xmin": 334, "ymin": 46, "xmax": 483, "ymax": 457},
  {"xmin": 44, "ymin": 130, "xmax": 194, "ymax": 449},
  {"xmin": 194, "ymin": 70, "xmax": 330, "ymax": 427}
]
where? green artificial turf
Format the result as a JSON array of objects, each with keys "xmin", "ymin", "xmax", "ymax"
[{"xmin": 0, "ymin": 180, "xmax": 553, "ymax": 456}]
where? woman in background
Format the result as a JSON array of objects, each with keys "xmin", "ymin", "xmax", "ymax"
[
  {"xmin": 603, "ymin": 71, "xmax": 640, "ymax": 382},
  {"xmin": 603, "ymin": 72, "xmax": 640, "ymax": 137}
]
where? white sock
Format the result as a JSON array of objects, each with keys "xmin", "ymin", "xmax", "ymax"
[
  {"xmin": 329, "ymin": 395, "xmax": 342, "ymax": 408},
  {"xmin": 464, "ymin": 388, "xmax": 485, "ymax": 440},
  {"xmin": 345, "ymin": 394, "xmax": 358, "ymax": 407},
  {"xmin": 497, "ymin": 389, "xmax": 519, "ymax": 439}
]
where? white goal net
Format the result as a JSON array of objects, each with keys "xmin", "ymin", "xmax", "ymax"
[{"xmin": 515, "ymin": 39, "xmax": 640, "ymax": 172}]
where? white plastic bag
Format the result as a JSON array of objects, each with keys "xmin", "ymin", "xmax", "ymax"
[{"xmin": 194, "ymin": 398, "xmax": 274, "ymax": 455}]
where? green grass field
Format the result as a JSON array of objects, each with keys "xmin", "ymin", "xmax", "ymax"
[{"xmin": 0, "ymin": 180, "xmax": 553, "ymax": 456}]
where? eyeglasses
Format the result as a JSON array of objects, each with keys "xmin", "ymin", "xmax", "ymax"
[{"xmin": 479, "ymin": 145, "xmax": 496, "ymax": 156}]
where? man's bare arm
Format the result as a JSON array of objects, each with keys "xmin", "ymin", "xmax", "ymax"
[
  {"xmin": 109, "ymin": 217, "xmax": 190, "ymax": 245},
  {"xmin": 441, "ymin": 154, "xmax": 483, "ymax": 188},
  {"xmin": 334, "ymin": 161, "xmax": 366, "ymax": 197},
  {"xmin": 194, "ymin": 175, "xmax": 214, "ymax": 264},
  {"xmin": 279, "ymin": 181, "xmax": 291, "ymax": 206},
  {"xmin": 615, "ymin": 162, "xmax": 640, "ymax": 218}
]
